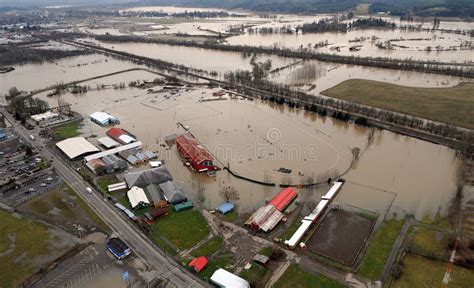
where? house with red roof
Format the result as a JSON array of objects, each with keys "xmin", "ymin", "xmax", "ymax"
[
  {"xmin": 189, "ymin": 256, "xmax": 208, "ymax": 272},
  {"xmin": 176, "ymin": 134, "xmax": 218, "ymax": 173}
]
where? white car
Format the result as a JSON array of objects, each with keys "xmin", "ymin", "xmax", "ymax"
[{"xmin": 86, "ymin": 187, "xmax": 93, "ymax": 194}]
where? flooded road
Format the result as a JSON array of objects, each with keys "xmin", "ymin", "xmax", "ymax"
[{"xmin": 34, "ymin": 70, "xmax": 462, "ymax": 219}]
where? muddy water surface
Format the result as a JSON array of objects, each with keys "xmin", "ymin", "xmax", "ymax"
[{"xmin": 35, "ymin": 70, "xmax": 461, "ymax": 218}]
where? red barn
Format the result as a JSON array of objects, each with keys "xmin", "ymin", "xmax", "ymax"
[
  {"xmin": 269, "ymin": 187, "xmax": 297, "ymax": 212},
  {"xmin": 176, "ymin": 134, "xmax": 218, "ymax": 173}
]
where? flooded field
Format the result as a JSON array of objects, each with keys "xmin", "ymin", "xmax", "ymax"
[
  {"xmin": 34, "ymin": 70, "xmax": 461, "ymax": 218},
  {"xmin": 94, "ymin": 41, "xmax": 297, "ymax": 75},
  {"xmin": 92, "ymin": 40, "xmax": 472, "ymax": 92},
  {"xmin": 269, "ymin": 59, "xmax": 472, "ymax": 94},
  {"xmin": 0, "ymin": 54, "xmax": 142, "ymax": 102},
  {"xmin": 227, "ymin": 28, "xmax": 473, "ymax": 63}
]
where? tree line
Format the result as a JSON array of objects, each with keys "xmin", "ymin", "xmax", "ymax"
[{"xmin": 0, "ymin": 44, "xmax": 91, "ymax": 66}]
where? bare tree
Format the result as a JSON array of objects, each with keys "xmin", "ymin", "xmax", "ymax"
[{"xmin": 219, "ymin": 185, "xmax": 239, "ymax": 202}]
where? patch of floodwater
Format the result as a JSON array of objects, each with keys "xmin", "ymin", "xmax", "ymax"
[
  {"xmin": 0, "ymin": 54, "xmax": 143, "ymax": 102},
  {"xmin": 268, "ymin": 60, "xmax": 472, "ymax": 94},
  {"xmin": 95, "ymin": 41, "xmax": 298, "ymax": 76},
  {"xmin": 35, "ymin": 72, "xmax": 461, "ymax": 218},
  {"xmin": 226, "ymin": 28, "xmax": 473, "ymax": 63}
]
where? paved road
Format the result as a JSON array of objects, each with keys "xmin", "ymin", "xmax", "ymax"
[{"xmin": 1, "ymin": 108, "xmax": 205, "ymax": 287}]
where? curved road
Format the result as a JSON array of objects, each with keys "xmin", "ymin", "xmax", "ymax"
[{"xmin": 1, "ymin": 108, "xmax": 205, "ymax": 287}]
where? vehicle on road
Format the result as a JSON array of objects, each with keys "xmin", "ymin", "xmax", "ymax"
[
  {"xmin": 86, "ymin": 187, "xmax": 93, "ymax": 194},
  {"xmin": 29, "ymin": 135, "xmax": 35, "ymax": 141},
  {"xmin": 106, "ymin": 237, "xmax": 132, "ymax": 259}
]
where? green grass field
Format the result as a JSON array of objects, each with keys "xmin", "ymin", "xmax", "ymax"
[
  {"xmin": 321, "ymin": 80, "xmax": 474, "ymax": 129},
  {"xmin": 191, "ymin": 236, "xmax": 223, "ymax": 257},
  {"xmin": 274, "ymin": 264, "xmax": 346, "ymax": 288},
  {"xmin": 358, "ymin": 219, "xmax": 404, "ymax": 280},
  {"xmin": 240, "ymin": 263, "xmax": 268, "ymax": 287},
  {"xmin": 409, "ymin": 226, "xmax": 450, "ymax": 259},
  {"xmin": 0, "ymin": 210, "xmax": 70, "ymax": 287},
  {"xmin": 151, "ymin": 208, "xmax": 210, "ymax": 250},
  {"xmin": 53, "ymin": 121, "xmax": 83, "ymax": 140},
  {"xmin": 394, "ymin": 254, "xmax": 474, "ymax": 287}
]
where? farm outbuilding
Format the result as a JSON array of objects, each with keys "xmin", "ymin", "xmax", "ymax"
[
  {"xmin": 216, "ymin": 202, "xmax": 234, "ymax": 215},
  {"xmin": 245, "ymin": 205, "xmax": 284, "ymax": 232},
  {"xmin": 145, "ymin": 184, "xmax": 167, "ymax": 208},
  {"xmin": 210, "ymin": 269, "xmax": 250, "ymax": 288},
  {"xmin": 127, "ymin": 186, "xmax": 150, "ymax": 209},
  {"xmin": 56, "ymin": 137, "xmax": 100, "ymax": 160},
  {"xmin": 189, "ymin": 256, "xmax": 208, "ymax": 272},
  {"xmin": 269, "ymin": 187, "xmax": 297, "ymax": 212},
  {"xmin": 97, "ymin": 137, "xmax": 120, "ymax": 149},
  {"xmin": 89, "ymin": 111, "xmax": 119, "ymax": 126},
  {"xmin": 106, "ymin": 127, "xmax": 136, "ymax": 144},
  {"xmin": 176, "ymin": 134, "xmax": 218, "ymax": 173},
  {"xmin": 159, "ymin": 181, "xmax": 187, "ymax": 204},
  {"xmin": 124, "ymin": 167, "xmax": 173, "ymax": 188},
  {"xmin": 174, "ymin": 201, "xmax": 193, "ymax": 212}
]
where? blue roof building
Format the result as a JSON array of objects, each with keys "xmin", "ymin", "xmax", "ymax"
[{"xmin": 216, "ymin": 202, "xmax": 235, "ymax": 215}]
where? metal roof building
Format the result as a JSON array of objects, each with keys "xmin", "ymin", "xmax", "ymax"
[
  {"xmin": 124, "ymin": 166, "xmax": 173, "ymax": 188},
  {"xmin": 245, "ymin": 205, "xmax": 284, "ymax": 232},
  {"xmin": 89, "ymin": 111, "xmax": 119, "ymax": 126},
  {"xmin": 210, "ymin": 269, "xmax": 250, "ymax": 288},
  {"xmin": 321, "ymin": 181, "xmax": 343, "ymax": 200},
  {"xmin": 84, "ymin": 141, "xmax": 142, "ymax": 162},
  {"xmin": 126, "ymin": 155, "xmax": 140, "ymax": 165},
  {"xmin": 127, "ymin": 186, "xmax": 150, "ymax": 209},
  {"xmin": 268, "ymin": 187, "xmax": 297, "ymax": 212},
  {"xmin": 284, "ymin": 220, "xmax": 313, "ymax": 249},
  {"xmin": 97, "ymin": 137, "xmax": 120, "ymax": 149},
  {"xmin": 106, "ymin": 127, "xmax": 136, "ymax": 144},
  {"xmin": 159, "ymin": 181, "xmax": 187, "ymax": 205},
  {"xmin": 56, "ymin": 137, "xmax": 100, "ymax": 159},
  {"xmin": 176, "ymin": 134, "xmax": 218, "ymax": 173},
  {"xmin": 31, "ymin": 111, "xmax": 59, "ymax": 122},
  {"xmin": 108, "ymin": 182, "xmax": 127, "ymax": 192}
]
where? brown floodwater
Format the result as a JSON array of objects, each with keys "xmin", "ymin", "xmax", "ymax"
[
  {"xmin": 34, "ymin": 70, "xmax": 462, "ymax": 219},
  {"xmin": 93, "ymin": 40, "xmax": 472, "ymax": 94},
  {"xmin": 226, "ymin": 28, "xmax": 473, "ymax": 63},
  {"xmin": 93, "ymin": 40, "xmax": 297, "ymax": 76}
]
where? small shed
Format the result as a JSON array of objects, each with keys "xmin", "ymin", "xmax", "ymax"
[
  {"xmin": 174, "ymin": 201, "xmax": 193, "ymax": 212},
  {"xmin": 189, "ymin": 256, "xmax": 208, "ymax": 272},
  {"xmin": 126, "ymin": 155, "xmax": 140, "ymax": 165},
  {"xmin": 253, "ymin": 254, "xmax": 270, "ymax": 266},
  {"xmin": 216, "ymin": 202, "xmax": 234, "ymax": 215}
]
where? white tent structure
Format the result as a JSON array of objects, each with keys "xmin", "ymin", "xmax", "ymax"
[
  {"xmin": 210, "ymin": 269, "xmax": 249, "ymax": 288},
  {"xmin": 56, "ymin": 137, "xmax": 100, "ymax": 159},
  {"xmin": 127, "ymin": 186, "xmax": 150, "ymax": 209},
  {"xmin": 89, "ymin": 112, "xmax": 119, "ymax": 126}
]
